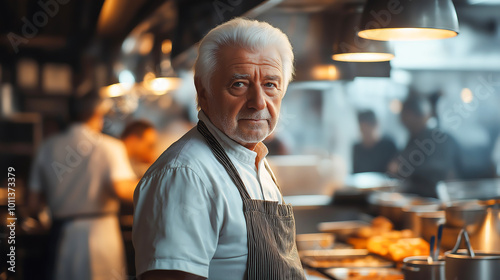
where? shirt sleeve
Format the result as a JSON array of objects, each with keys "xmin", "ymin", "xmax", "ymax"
[
  {"xmin": 105, "ymin": 138, "xmax": 137, "ymax": 181},
  {"xmin": 28, "ymin": 141, "xmax": 49, "ymax": 193},
  {"xmin": 132, "ymin": 166, "xmax": 221, "ymax": 278},
  {"xmin": 29, "ymin": 143, "xmax": 47, "ymax": 193}
]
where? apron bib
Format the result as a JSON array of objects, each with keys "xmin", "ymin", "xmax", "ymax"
[
  {"xmin": 46, "ymin": 212, "xmax": 118, "ymax": 280},
  {"xmin": 198, "ymin": 121, "xmax": 305, "ymax": 280}
]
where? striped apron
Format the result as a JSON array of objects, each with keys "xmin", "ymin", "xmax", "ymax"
[{"xmin": 198, "ymin": 121, "xmax": 306, "ymax": 280}]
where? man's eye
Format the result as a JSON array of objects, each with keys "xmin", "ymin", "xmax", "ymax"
[
  {"xmin": 232, "ymin": 82, "xmax": 245, "ymax": 88},
  {"xmin": 264, "ymin": 82, "xmax": 277, "ymax": 88}
]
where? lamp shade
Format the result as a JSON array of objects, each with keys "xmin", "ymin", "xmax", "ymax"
[
  {"xmin": 358, "ymin": 0, "xmax": 459, "ymax": 41},
  {"xmin": 333, "ymin": 12, "xmax": 394, "ymax": 62}
]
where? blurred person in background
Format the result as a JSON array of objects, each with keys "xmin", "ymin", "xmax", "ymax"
[
  {"xmin": 27, "ymin": 92, "xmax": 138, "ymax": 280},
  {"xmin": 389, "ymin": 95, "xmax": 462, "ymax": 198},
  {"xmin": 154, "ymin": 101, "xmax": 194, "ymax": 154},
  {"xmin": 133, "ymin": 18, "xmax": 305, "ymax": 280},
  {"xmin": 352, "ymin": 110, "xmax": 397, "ymax": 174},
  {"xmin": 121, "ymin": 120, "xmax": 158, "ymax": 177},
  {"xmin": 492, "ymin": 134, "xmax": 500, "ymax": 176}
]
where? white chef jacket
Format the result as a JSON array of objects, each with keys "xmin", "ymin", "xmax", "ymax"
[
  {"xmin": 132, "ymin": 111, "xmax": 283, "ymax": 279},
  {"xmin": 29, "ymin": 123, "xmax": 136, "ymax": 280}
]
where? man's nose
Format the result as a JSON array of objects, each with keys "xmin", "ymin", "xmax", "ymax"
[{"xmin": 246, "ymin": 84, "xmax": 266, "ymax": 110}]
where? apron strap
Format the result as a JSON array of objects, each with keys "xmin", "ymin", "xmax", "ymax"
[
  {"xmin": 197, "ymin": 121, "xmax": 251, "ymax": 200},
  {"xmin": 263, "ymin": 161, "xmax": 286, "ymax": 204}
]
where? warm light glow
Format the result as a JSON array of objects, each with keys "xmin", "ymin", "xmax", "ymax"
[
  {"xmin": 100, "ymin": 83, "xmax": 127, "ymax": 98},
  {"xmin": 358, "ymin": 28, "xmax": 458, "ymax": 41},
  {"xmin": 332, "ymin": 53, "xmax": 394, "ymax": 62},
  {"xmin": 97, "ymin": 0, "xmax": 120, "ymax": 35},
  {"xmin": 461, "ymin": 88, "xmax": 474, "ymax": 103},
  {"xmin": 138, "ymin": 33, "xmax": 154, "ymax": 55},
  {"xmin": 162, "ymin": 40, "xmax": 173, "ymax": 54},
  {"xmin": 312, "ymin": 65, "xmax": 339, "ymax": 80},
  {"xmin": 143, "ymin": 72, "xmax": 156, "ymax": 81},
  {"xmin": 390, "ymin": 99, "xmax": 403, "ymax": 114},
  {"xmin": 143, "ymin": 77, "xmax": 181, "ymax": 95}
]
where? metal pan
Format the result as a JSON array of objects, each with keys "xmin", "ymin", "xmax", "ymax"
[{"xmin": 445, "ymin": 229, "xmax": 500, "ymax": 280}]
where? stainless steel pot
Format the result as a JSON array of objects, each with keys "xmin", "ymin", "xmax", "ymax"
[
  {"xmin": 402, "ymin": 256, "xmax": 445, "ymax": 280},
  {"xmin": 403, "ymin": 205, "xmax": 442, "ymax": 237},
  {"xmin": 445, "ymin": 229, "xmax": 500, "ymax": 280},
  {"xmin": 445, "ymin": 200, "xmax": 486, "ymax": 228},
  {"xmin": 417, "ymin": 211, "xmax": 445, "ymax": 243},
  {"xmin": 445, "ymin": 250, "xmax": 500, "ymax": 280},
  {"xmin": 469, "ymin": 206, "xmax": 500, "ymax": 253},
  {"xmin": 368, "ymin": 191, "xmax": 440, "ymax": 228}
]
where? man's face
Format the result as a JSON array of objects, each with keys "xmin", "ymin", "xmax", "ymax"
[
  {"xmin": 198, "ymin": 45, "xmax": 284, "ymax": 150},
  {"xmin": 359, "ymin": 122, "xmax": 377, "ymax": 139},
  {"xmin": 401, "ymin": 110, "xmax": 424, "ymax": 135},
  {"xmin": 130, "ymin": 128, "xmax": 158, "ymax": 164}
]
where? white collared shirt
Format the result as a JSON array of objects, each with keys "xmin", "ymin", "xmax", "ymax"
[
  {"xmin": 29, "ymin": 123, "xmax": 136, "ymax": 217},
  {"xmin": 132, "ymin": 111, "xmax": 283, "ymax": 279}
]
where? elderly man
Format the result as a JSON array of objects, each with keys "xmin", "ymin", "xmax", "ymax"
[{"xmin": 132, "ymin": 18, "xmax": 305, "ymax": 280}]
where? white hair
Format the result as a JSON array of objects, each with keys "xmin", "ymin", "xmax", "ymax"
[{"xmin": 194, "ymin": 17, "xmax": 294, "ymax": 94}]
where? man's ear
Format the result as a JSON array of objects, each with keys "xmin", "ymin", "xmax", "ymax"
[{"xmin": 194, "ymin": 77, "xmax": 209, "ymax": 112}]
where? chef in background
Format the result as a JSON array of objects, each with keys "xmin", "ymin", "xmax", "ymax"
[
  {"xmin": 491, "ymin": 132, "xmax": 500, "ymax": 176},
  {"xmin": 352, "ymin": 109, "xmax": 398, "ymax": 174},
  {"xmin": 390, "ymin": 95, "xmax": 462, "ymax": 198},
  {"xmin": 27, "ymin": 92, "xmax": 138, "ymax": 280},
  {"xmin": 121, "ymin": 119, "xmax": 158, "ymax": 177}
]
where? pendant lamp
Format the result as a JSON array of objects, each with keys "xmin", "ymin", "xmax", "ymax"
[
  {"xmin": 357, "ymin": 0, "xmax": 459, "ymax": 41},
  {"xmin": 333, "ymin": 11, "xmax": 394, "ymax": 62},
  {"xmin": 142, "ymin": 39, "xmax": 181, "ymax": 95}
]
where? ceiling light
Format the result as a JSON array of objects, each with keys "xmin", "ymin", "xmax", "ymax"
[
  {"xmin": 312, "ymin": 65, "xmax": 339, "ymax": 80},
  {"xmin": 333, "ymin": 11, "xmax": 394, "ymax": 62},
  {"xmin": 461, "ymin": 88, "xmax": 473, "ymax": 103},
  {"xmin": 100, "ymin": 83, "xmax": 128, "ymax": 98},
  {"xmin": 140, "ymin": 38, "xmax": 181, "ymax": 95},
  {"xmin": 162, "ymin": 39, "xmax": 173, "ymax": 54},
  {"xmin": 143, "ymin": 77, "xmax": 181, "ymax": 95},
  {"xmin": 333, "ymin": 52, "xmax": 394, "ymax": 63},
  {"xmin": 358, "ymin": 0, "xmax": 459, "ymax": 41}
]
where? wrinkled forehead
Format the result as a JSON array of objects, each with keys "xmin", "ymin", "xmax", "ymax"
[{"xmin": 215, "ymin": 45, "xmax": 283, "ymax": 76}]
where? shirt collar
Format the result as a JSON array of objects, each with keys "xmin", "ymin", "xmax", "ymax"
[
  {"xmin": 198, "ymin": 110, "xmax": 268, "ymax": 167},
  {"xmin": 69, "ymin": 123, "xmax": 88, "ymax": 134}
]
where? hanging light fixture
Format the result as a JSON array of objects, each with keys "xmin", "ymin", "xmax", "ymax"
[
  {"xmin": 357, "ymin": 0, "xmax": 459, "ymax": 41},
  {"xmin": 142, "ymin": 39, "xmax": 181, "ymax": 95},
  {"xmin": 333, "ymin": 10, "xmax": 394, "ymax": 62}
]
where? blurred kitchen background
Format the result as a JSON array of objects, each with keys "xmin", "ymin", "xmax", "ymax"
[{"xmin": 1, "ymin": 0, "xmax": 500, "ymax": 279}]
